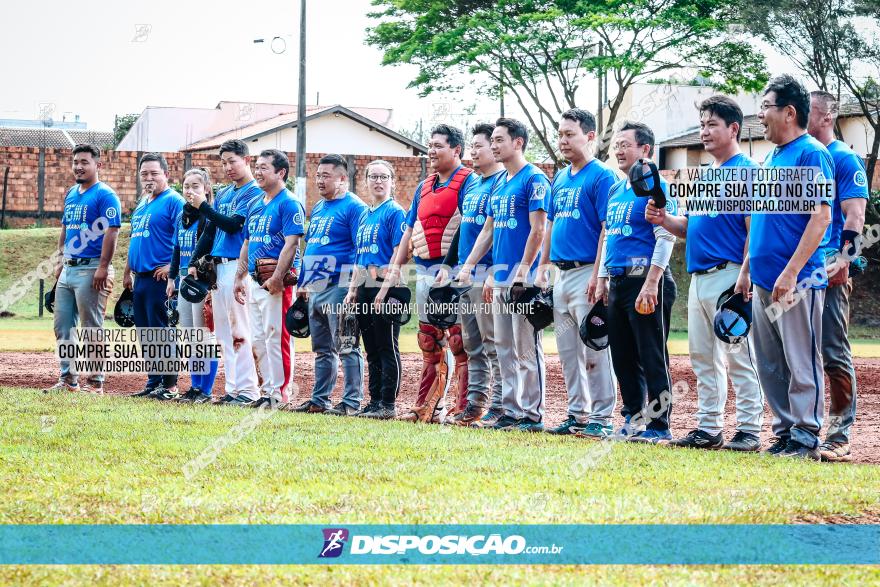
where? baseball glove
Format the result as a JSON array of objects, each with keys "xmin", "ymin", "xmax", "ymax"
[
  {"xmin": 254, "ymin": 257, "xmax": 298, "ymax": 287},
  {"xmin": 192, "ymin": 257, "xmax": 217, "ymax": 289}
]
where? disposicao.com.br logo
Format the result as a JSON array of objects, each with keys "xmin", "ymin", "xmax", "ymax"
[{"xmin": 318, "ymin": 529, "xmax": 563, "ymax": 558}]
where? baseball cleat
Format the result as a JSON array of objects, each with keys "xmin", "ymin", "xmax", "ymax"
[
  {"xmin": 250, "ymin": 397, "xmax": 282, "ymax": 410},
  {"xmin": 614, "ymin": 415, "xmax": 644, "ymax": 439},
  {"xmin": 775, "ymin": 439, "xmax": 821, "ymax": 461},
  {"xmin": 451, "ymin": 403, "xmax": 485, "ymax": 426},
  {"xmin": 224, "ymin": 395, "xmax": 257, "ymax": 407},
  {"xmin": 130, "ymin": 385, "xmax": 157, "ymax": 398},
  {"xmin": 490, "ymin": 415, "xmax": 520, "ymax": 430},
  {"xmin": 472, "ymin": 408, "xmax": 504, "ymax": 428},
  {"xmin": 627, "ymin": 429, "xmax": 672, "ymax": 444},
  {"xmin": 668, "ymin": 429, "xmax": 723, "ymax": 449},
  {"xmin": 148, "ymin": 385, "xmax": 180, "ymax": 401},
  {"xmin": 515, "ymin": 419, "xmax": 545, "ymax": 433},
  {"xmin": 763, "ymin": 436, "xmax": 790, "ymax": 455},
  {"xmin": 355, "ymin": 402, "xmax": 382, "ymax": 417},
  {"xmin": 546, "ymin": 415, "xmax": 585, "ymax": 435},
  {"xmin": 176, "ymin": 388, "xmax": 204, "ymax": 403},
  {"xmin": 818, "ymin": 441, "xmax": 852, "ymax": 463},
  {"xmin": 325, "ymin": 402, "xmax": 359, "ymax": 417},
  {"xmin": 358, "ymin": 404, "xmax": 397, "ymax": 420},
  {"xmin": 211, "ymin": 394, "xmax": 237, "ymax": 405},
  {"xmin": 43, "ymin": 379, "xmax": 80, "ymax": 393},
  {"xmin": 574, "ymin": 422, "xmax": 614, "ymax": 439},
  {"xmin": 289, "ymin": 400, "xmax": 326, "ymax": 413},
  {"xmin": 723, "ymin": 431, "xmax": 761, "ymax": 452}
]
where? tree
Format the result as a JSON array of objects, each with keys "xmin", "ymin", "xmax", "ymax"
[
  {"xmin": 112, "ymin": 114, "xmax": 139, "ymax": 149},
  {"xmin": 739, "ymin": 0, "xmax": 880, "ymax": 213},
  {"xmin": 366, "ymin": 0, "xmax": 767, "ymax": 165}
]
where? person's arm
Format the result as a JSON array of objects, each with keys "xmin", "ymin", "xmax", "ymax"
[
  {"xmin": 169, "ymin": 246, "xmax": 181, "ymax": 280},
  {"xmin": 645, "ymin": 199, "xmax": 688, "ymax": 237},
  {"xmin": 772, "ymin": 204, "xmax": 832, "ymax": 302},
  {"xmin": 441, "ymin": 226, "xmax": 461, "ymax": 268},
  {"xmin": 197, "ymin": 201, "xmax": 246, "ymax": 234},
  {"xmin": 458, "ymin": 219, "xmax": 495, "ymax": 285},
  {"xmin": 634, "ymin": 225, "xmax": 676, "ymax": 314},
  {"xmin": 54, "ymin": 225, "xmax": 66, "ymax": 279},
  {"xmin": 587, "ymin": 224, "xmax": 606, "ymax": 300},
  {"xmin": 828, "ymin": 198, "xmax": 868, "ymax": 286},
  {"xmin": 91, "ymin": 226, "xmax": 118, "ymax": 291},
  {"xmin": 233, "ymin": 239, "xmax": 250, "ymax": 305},
  {"xmin": 375, "ymin": 227, "xmax": 413, "ymax": 306},
  {"xmin": 535, "ymin": 220, "xmax": 553, "ymax": 289},
  {"xmin": 512, "ymin": 209, "xmax": 547, "ymax": 284},
  {"xmin": 191, "ymin": 221, "xmax": 217, "ymax": 263},
  {"xmin": 735, "ymin": 216, "xmax": 753, "ymax": 301}
]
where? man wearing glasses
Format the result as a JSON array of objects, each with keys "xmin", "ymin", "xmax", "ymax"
[{"xmin": 738, "ymin": 74, "xmax": 834, "ymax": 460}]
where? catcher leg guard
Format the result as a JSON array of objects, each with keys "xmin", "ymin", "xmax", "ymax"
[
  {"xmin": 446, "ymin": 324, "xmax": 469, "ymax": 416},
  {"xmin": 398, "ymin": 322, "xmax": 448, "ymax": 423}
]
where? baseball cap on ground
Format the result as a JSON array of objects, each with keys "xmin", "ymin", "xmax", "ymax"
[
  {"xmin": 580, "ymin": 301, "xmax": 609, "ymax": 351},
  {"xmin": 629, "ymin": 158, "xmax": 666, "ymax": 209},
  {"xmin": 714, "ymin": 285, "xmax": 752, "ymax": 344}
]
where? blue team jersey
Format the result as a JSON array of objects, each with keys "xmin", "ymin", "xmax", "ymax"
[
  {"xmin": 174, "ymin": 213, "xmax": 200, "ymax": 273},
  {"xmin": 244, "ymin": 189, "xmax": 306, "ymax": 274},
  {"xmin": 61, "ymin": 181, "xmax": 122, "ymax": 259},
  {"xmin": 749, "ymin": 133, "xmax": 834, "ymax": 291},
  {"xmin": 355, "ymin": 198, "xmax": 406, "ymax": 267},
  {"xmin": 487, "ymin": 163, "xmax": 551, "ymax": 284},
  {"xmin": 405, "ymin": 167, "xmax": 479, "ymax": 268},
  {"xmin": 548, "ymin": 159, "xmax": 617, "ymax": 263},
  {"xmin": 210, "ymin": 180, "xmax": 263, "ymax": 258},
  {"xmin": 458, "ymin": 170, "xmax": 503, "ymax": 267},
  {"xmin": 685, "ymin": 153, "xmax": 755, "ymax": 273},
  {"xmin": 128, "ymin": 188, "xmax": 185, "ymax": 272},
  {"xmin": 604, "ymin": 177, "xmax": 677, "ymax": 273},
  {"xmin": 300, "ymin": 192, "xmax": 368, "ymax": 286},
  {"xmin": 825, "ymin": 140, "xmax": 869, "ymax": 253}
]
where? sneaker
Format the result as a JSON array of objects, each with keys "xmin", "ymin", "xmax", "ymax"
[
  {"xmin": 359, "ymin": 404, "xmax": 397, "ymax": 420},
  {"xmin": 290, "ymin": 400, "xmax": 326, "ymax": 413},
  {"xmin": 668, "ymin": 429, "xmax": 723, "ymax": 449},
  {"xmin": 471, "ymin": 408, "xmax": 503, "ymax": 428},
  {"xmin": 355, "ymin": 402, "xmax": 382, "ymax": 417},
  {"xmin": 723, "ymin": 431, "xmax": 761, "ymax": 452},
  {"xmin": 776, "ymin": 439, "xmax": 821, "ymax": 461},
  {"xmin": 575, "ymin": 422, "xmax": 614, "ymax": 439},
  {"xmin": 149, "ymin": 386, "xmax": 180, "ymax": 401},
  {"xmin": 546, "ymin": 415, "xmax": 585, "ymax": 435},
  {"xmin": 764, "ymin": 436, "xmax": 790, "ymax": 455},
  {"xmin": 176, "ymin": 388, "xmax": 204, "ymax": 403},
  {"xmin": 251, "ymin": 397, "xmax": 282, "ymax": 410},
  {"xmin": 192, "ymin": 394, "xmax": 213, "ymax": 405},
  {"xmin": 818, "ymin": 441, "xmax": 852, "ymax": 463},
  {"xmin": 490, "ymin": 415, "xmax": 520, "ymax": 430},
  {"xmin": 211, "ymin": 394, "xmax": 237, "ymax": 405},
  {"xmin": 43, "ymin": 379, "xmax": 80, "ymax": 393},
  {"xmin": 325, "ymin": 402, "xmax": 359, "ymax": 416},
  {"xmin": 628, "ymin": 429, "xmax": 673, "ymax": 444},
  {"xmin": 452, "ymin": 403, "xmax": 486, "ymax": 426},
  {"xmin": 130, "ymin": 385, "xmax": 157, "ymax": 398},
  {"xmin": 515, "ymin": 418, "xmax": 545, "ymax": 433},
  {"xmin": 224, "ymin": 395, "xmax": 257, "ymax": 407},
  {"xmin": 615, "ymin": 415, "xmax": 644, "ymax": 439},
  {"xmin": 80, "ymin": 381, "xmax": 104, "ymax": 394}
]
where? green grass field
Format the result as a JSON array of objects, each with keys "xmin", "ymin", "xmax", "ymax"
[{"xmin": 1, "ymin": 388, "xmax": 879, "ymax": 583}]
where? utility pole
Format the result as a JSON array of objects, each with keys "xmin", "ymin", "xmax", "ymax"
[
  {"xmin": 295, "ymin": 0, "xmax": 307, "ymax": 206},
  {"xmin": 499, "ymin": 62, "xmax": 505, "ymax": 117}
]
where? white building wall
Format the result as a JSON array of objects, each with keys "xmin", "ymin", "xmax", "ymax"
[
  {"xmin": 247, "ymin": 116, "xmax": 415, "ymax": 156},
  {"xmin": 116, "ymin": 108, "xmax": 219, "ymax": 152}
]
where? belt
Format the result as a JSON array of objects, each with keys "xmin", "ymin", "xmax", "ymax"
[
  {"xmin": 135, "ymin": 270, "xmax": 156, "ymax": 277},
  {"xmin": 64, "ymin": 257, "xmax": 97, "ymax": 267},
  {"xmin": 693, "ymin": 261, "xmax": 729, "ymax": 275},
  {"xmin": 552, "ymin": 260, "xmax": 591, "ymax": 271},
  {"xmin": 606, "ymin": 266, "xmax": 627, "ymax": 277},
  {"xmin": 212, "ymin": 256, "xmax": 238, "ymax": 264}
]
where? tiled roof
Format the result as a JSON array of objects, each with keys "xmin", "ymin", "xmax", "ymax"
[
  {"xmin": 0, "ymin": 127, "xmax": 114, "ymax": 149},
  {"xmin": 67, "ymin": 130, "xmax": 114, "ymax": 148}
]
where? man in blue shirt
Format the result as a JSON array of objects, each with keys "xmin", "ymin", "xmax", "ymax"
[
  {"xmin": 290, "ymin": 154, "xmax": 366, "ymax": 415},
  {"xmin": 536, "ymin": 108, "xmax": 618, "ymax": 438},
  {"xmin": 808, "ymin": 90, "xmax": 869, "ymax": 462},
  {"xmin": 123, "ymin": 153, "xmax": 185, "ymax": 399},
  {"xmin": 459, "ymin": 118, "xmax": 551, "ymax": 432},
  {"xmin": 596, "ymin": 121, "xmax": 678, "ymax": 443},
  {"xmin": 233, "ymin": 149, "xmax": 305, "ymax": 408},
  {"xmin": 646, "ymin": 96, "xmax": 763, "ymax": 452},
  {"xmin": 189, "ymin": 140, "xmax": 264, "ymax": 405},
  {"xmin": 740, "ymin": 74, "xmax": 834, "ymax": 460},
  {"xmin": 46, "ymin": 144, "xmax": 121, "ymax": 394}
]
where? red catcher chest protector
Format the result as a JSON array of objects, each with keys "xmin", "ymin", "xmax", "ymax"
[{"xmin": 410, "ymin": 167, "xmax": 473, "ymax": 260}]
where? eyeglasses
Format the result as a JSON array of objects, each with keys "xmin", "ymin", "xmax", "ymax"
[
  {"xmin": 367, "ymin": 174, "xmax": 391, "ymax": 182},
  {"xmin": 612, "ymin": 142, "xmax": 637, "ymax": 151},
  {"xmin": 759, "ymin": 102, "xmax": 782, "ymax": 111}
]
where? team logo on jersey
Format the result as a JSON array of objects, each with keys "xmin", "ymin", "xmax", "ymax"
[
  {"xmin": 294, "ymin": 211, "xmax": 304, "ymax": 225},
  {"xmin": 571, "ymin": 209, "xmax": 580, "ymax": 220},
  {"xmin": 622, "ymin": 225, "xmax": 632, "ymax": 237},
  {"xmin": 143, "ymin": 229, "xmax": 151, "ymax": 238},
  {"xmin": 854, "ymin": 170, "xmax": 867, "ymax": 187},
  {"xmin": 400, "ymin": 221, "xmax": 407, "ymax": 233},
  {"xmin": 106, "ymin": 207, "xmax": 117, "ymax": 219},
  {"xmin": 507, "ymin": 218, "xmax": 518, "ymax": 229},
  {"xmin": 264, "ymin": 235, "xmax": 272, "ymax": 244},
  {"xmin": 531, "ymin": 183, "xmax": 547, "ymax": 201},
  {"xmin": 665, "ymin": 200, "xmax": 676, "ymax": 214},
  {"xmin": 321, "ymin": 236, "xmax": 330, "ymax": 245},
  {"xmin": 475, "ymin": 214, "xmax": 486, "ymax": 225},
  {"xmin": 370, "ymin": 244, "xmax": 379, "ymax": 254}
]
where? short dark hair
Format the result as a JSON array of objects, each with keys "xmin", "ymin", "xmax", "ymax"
[
  {"xmin": 764, "ymin": 74, "xmax": 811, "ymax": 129},
  {"xmin": 619, "ymin": 121, "xmax": 655, "ymax": 156},
  {"xmin": 494, "ymin": 117, "xmax": 529, "ymax": 151},
  {"xmin": 560, "ymin": 108, "xmax": 597, "ymax": 134},
  {"xmin": 139, "ymin": 152, "xmax": 168, "ymax": 173},
  {"xmin": 259, "ymin": 149, "xmax": 290, "ymax": 181},
  {"xmin": 72, "ymin": 143, "xmax": 100, "ymax": 160},
  {"xmin": 471, "ymin": 123, "xmax": 495, "ymax": 142},
  {"xmin": 430, "ymin": 124, "xmax": 465, "ymax": 152},
  {"xmin": 318, "ymin": 153, "xmax": 348, "ymax": 175},
  {"xmin": 698, "ymin": 95, "xmax": 744, "ymax": 140},
  {"xmin": 219, "ymin": 139, "xmax": 249, "ymax": 157},
  {"xmin": 810, "ymin": 90, "xmax": 839, "ymax": 119}
]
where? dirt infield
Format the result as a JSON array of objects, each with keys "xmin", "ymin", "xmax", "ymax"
[{"xmin": 3, "ymin": 352, "xmax": 879, "ymax": 464}]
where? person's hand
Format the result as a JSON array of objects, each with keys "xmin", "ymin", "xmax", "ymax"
[
  {"xmin": 645, "ymin": 199, "xmax": 666, "ymax": 226},
  {"xmin": 92, "ymin": 266, "xmax": 109, "ymax": 291},
  {"xmin": 373, "ymin": 285, "xmax": 389, "ymax": 311},
  {"xmin": 153, "ymin": 264, "xmax": 170, "ymax": 281},
  {"xmin": 190, "ymin": 192, "xmax": 207, "ymax": 209},
  {"xmin": 593, "ymin": 277, "xmax": 609, "ymax": 305},
  {"xmin": 434, "ymin": 267, "xmax": 449, "ymax": 286},
  {"xmin": 586, "ymin": 274, "xmax": 598, "ymax": 301},
  {"xmin": 187, "ymin": 266, "xmax": 198, "ymax": 278},
  {"xmin": 262, "ymin": 275, "xmax": 283, "ymax": 296},
  {"xmin": 233, "ymin": 277, "xmax": 248, "ymax": 305},
  {"xmin": 635, "ymin": 279, "xmax": 658, "ymax": 314},
  {"xmin": 166, "ymin": 279, "xmax": 176, "ymax": 298},
  {"xmin": 482, "ymin": 282, "xmax": 493, "ymax": 304},
  {"xmin": 344, "ymin": 290, "xmax": 357, "ymax": 306},
  {"xmin": 296, "ymin": 289, "xmax": 309, "ymax": 300},
  {"xmin": 734, "ymin": 268, "xmax": 752, "ymax": 302},
  {"xmin": 827, "ymin": 256, "xmax": 850, "ymax": 287},
  {"xmin": 534, "ymin": 266, "xmax": 550, "ymax": 290},
  {"xmin": 123, "ymin": 272, "xmax": 133, "ymax": 291},
  {"xmin": 54, "ymin": 261, "xmax": 63, "ymax": 280},
  {"xmin": 457, "ymin": 264, "xmax": 473, "ymax": 287},
  {"xmin": 772, "ymin": 268, "xmax": 798, "ymax": 303}
]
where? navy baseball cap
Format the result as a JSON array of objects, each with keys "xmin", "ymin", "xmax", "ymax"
[
  {"xmin": 713, "ymin": 285, "xmax": 752, "ymax": 344},
  {"xmin": 629, "ymin": 158, "xmax": 667, "ymax": 209},
  {"xmin": 580, "ymin": 301, "xmax": 609, "ymax": 351}
]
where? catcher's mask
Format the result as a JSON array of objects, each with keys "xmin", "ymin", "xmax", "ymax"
[
  {"xmin": 44, "ymin": 285, "xmax": 56, "ymax": 314},
  {"xmin": 426, "ymin": 284, "xmax": 469, "ymax": 329},
  {"xmin": 580, "ymin": 300, "xmax": 609, "ymax": 351},
  {"xmin": 713, "ymin": 285, "xmax": 752, "ymax": 344},
  {"xmin": 382, "ymin": 287, "xmax": 412, "ymax": 326},
  {"xmin": 629, "ymin": 158, "xmax": 667, "ymax": 209},
  {"xmin": 507, "ymin": 286, "xmax": 554, "ymax": 331},
  {"xmin": 179, "ymin": 274, "xmax": 210, "ymax": 304},
  {"xmin": 113, "ymin": 288, "xmax": 135, "ymax": 328},
  {"xmin": 165, "ymin": 293, "xmax": 179, "ymax": 327},
  {"xmin": 285, "ymin": 296, "xmax": 310, "ymax": 338}
]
